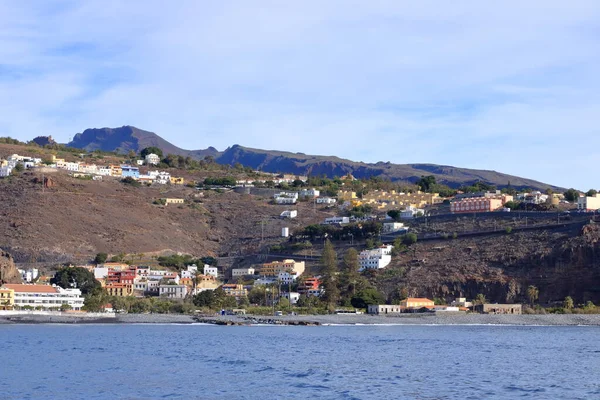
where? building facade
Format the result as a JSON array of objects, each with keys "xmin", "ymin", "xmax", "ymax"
[
  {"xmin": 260, "ymin": 259, "xmax": 305, "ymax": 277},
  {"xmin": 450, "ymin": 198, "xmax": 503, "ymax": 213},
  {"xmin": 2, "ymin": 284, "xmax": 85, "ymax": 310},
  {"xmin": 577, "ymin": 194, "xmax": 600, "ymax": 211}
]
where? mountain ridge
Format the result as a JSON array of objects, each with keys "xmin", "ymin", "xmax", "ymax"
[{"xmin": 65, "ymin": 126, "xmax": 562, "ymax": 190}]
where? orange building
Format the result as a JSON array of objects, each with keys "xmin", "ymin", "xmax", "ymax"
[
  {"xmin": 400, "ymin": 298, "xmax": 435, "ymax": 309},
  {"xmin": 450, "ymin": 198, "xmax": 503, "ymax": 213},
  {"xmin": 260, "ymin": 259, "xmax": 305, "ymax": 277},
  {"xmin": 105, "ymin": 283, "xmax": 134, "ymax": 297}
]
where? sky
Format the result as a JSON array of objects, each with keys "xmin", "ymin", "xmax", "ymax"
[{"xmin": 0, "ymin": 1, "xmax": 599, "ymax": 189}]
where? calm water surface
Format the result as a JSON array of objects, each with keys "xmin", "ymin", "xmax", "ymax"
[{"xmin": 1, "ymin": 324, "xmax": 599, "ymax": 399}]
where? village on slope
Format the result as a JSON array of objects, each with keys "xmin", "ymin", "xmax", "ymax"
[{"xmin": 1, "ymin": 142, "xmax": 600, "ymax": 318}]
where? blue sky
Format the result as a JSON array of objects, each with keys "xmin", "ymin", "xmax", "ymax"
[{"xmin": 1, "ymin": 1, "xmax": 599, "ymax": 189}]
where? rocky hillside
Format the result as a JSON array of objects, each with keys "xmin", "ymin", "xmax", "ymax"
[
  {"xmin": 372, "ymin": 222, "xmax": 600, "ymax": 305},
  {"xmin": 0, "ymin": 168, "xmax": 332, "ymax": 265},
  {"xmin": 217, "ymin": 145, "xmax": 561, "ymax": 190},
  {"xmin": 64, "ymin": 126, "xmax": 561, "ymax": 190},
  {"xmin": 0, "ymin": 249, "xmax": 22, "ymax": 284},
  {"xmin": 68, "ymin": 126, "xmax": 219, "ymax": 159}
]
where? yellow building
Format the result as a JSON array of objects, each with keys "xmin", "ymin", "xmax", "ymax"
[
  {"xmin": 109, "ymin": 165, "xmax": 122, "ymax": 177},
  {"xmin": 0, "ymin": 287, "xmax": 15, "ymax": 310},
  {"xmin": 195, "ymin": 275, "xmax": 220, "ymax": 292},
  {"xmin": 221, "ymin": 284, "xmax": 247, "ymax": 297},
  {"xmin": 105, "ymin": 283, "xmax": 134, "ymax": 297},
  {"xmin": 260, "ymin": 259, "xmax": 305, "ymax": 277},
  {"xmin": 162, "ymin": 198, "xmax": 185, "ymax": 205},
  {"xmin": 338, "ymin": 191, "xmax": 357, "ymax": 202},
  {"xmin": 361, "ymin": 190, "xmax": 442, "ymax": 209},
  {"xmin": 400, "ymin": 298, "xmax": 435, "ymax": 309},
  {"xmin": 170, "ymin": 177, "xmax": 185, "ymax": 185}
]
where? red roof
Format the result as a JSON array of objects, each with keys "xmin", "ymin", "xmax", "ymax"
[{"xmin": 3, "ymin": 284, "xmax": 58, "ymax": 293}]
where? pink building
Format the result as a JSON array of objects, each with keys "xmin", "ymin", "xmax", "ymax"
[{"xmin": 450, "ymin": 198, "xmax": 503, "ymax": 213}]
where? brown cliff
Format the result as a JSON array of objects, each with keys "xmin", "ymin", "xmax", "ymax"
[{"xmin": 0, "ymin": 249, "xmax": 22, "ymax": 284}]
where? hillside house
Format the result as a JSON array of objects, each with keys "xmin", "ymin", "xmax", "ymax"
[
  {"xmin": 259, "ymin": 259, "xmax": 305, "ymax": 277},
  {"xmin": 162, "ymin": 198, "xmax": 185, "ymax": 205},
  {"xmin": 323, "ymin": 216, "xmax": 350, "ymax": 225},
  {"xmin": 170, "ymin": 177, "xmax": 185, "ymax": 185},
  {"xmin": 105, "ymin": 283, "xmax": 134, "ymax": 297},
  {"xmin": 121, "ymin": 165, "xmax": 140, "ymax": 179},
  {"xmin": 577, "ymin": 194, "xmax": 600, "ymax": 211},
  {"xmin": 0, "ymin": 165, "xmax": 13, "ymax": 177},
  {"xmin": 109, "ymin": 165, "xmax": 122, "ymax": 176},
  {"xmin": 358, "ymin": 245, "xmax": 393, "ymax": 271},
  {"xmin": 204, "ymin": 265, "xmax": 218, "ymax": 278},
  {"xmin": 145, "ymin": 153, "xmax": 161, "ymax": 165},
  {"xmin": 232, "ymin": 267, "xmax": 255, "ymax": 278},
  {"xmin": 221, "ymin": 284, "xmax": 247, "ymax": 298},
  {"xmin": 155, "ymin": 171, "xmax": 171, "ymax": 184},
  {"xmin": 159, "ymin": 285, "xmax": 188, "ymax": 299},
  {"xmin": 450, "ymin": 198, "xmax": 503, "ymax": 213},
  {"xmin": 280, "ymin": 210, "xmax": 298, "ymax": 219},
  {"xmin": 300, "ymin": 188, "xmax": 320, "ymax": 198},
  {"xmin": 316, "ymin": 197, "xmax": 337, "ymax": 204},
  {"xmin": 382, "ymin": 222, "xmax": 407, "ymax": 234}
]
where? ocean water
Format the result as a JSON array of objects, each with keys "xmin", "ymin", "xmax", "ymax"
[{"xmin": 1, "ymin": 324, "xmax": 599, "ymax": 399}]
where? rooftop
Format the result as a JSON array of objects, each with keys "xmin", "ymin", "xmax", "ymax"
[{"xmin": 2, "ymin": 284, "xmax": 58, "ymax": 293}]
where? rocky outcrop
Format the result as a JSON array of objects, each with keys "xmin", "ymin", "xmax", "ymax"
[
  {"xmin": 380, "ymin": 223, "xmax": 600, "ymax": 305},
  {"xmin": 0, "ymin": 249, "xmax": 22, "ymax": 284},
  {"xmin": 31, "ymin": 136, "xmax": 56, "ymax": 147}
]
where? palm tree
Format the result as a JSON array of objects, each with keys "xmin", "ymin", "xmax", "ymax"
[
  {"xmin": 474, "ymin": 293, "xmax": 487, "ymax": 305},
  {"xmin": 527, "ymin": 285, "xmax": 539, "ymax": 306}
]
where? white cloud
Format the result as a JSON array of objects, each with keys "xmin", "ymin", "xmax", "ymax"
[{"xmin": 0, "ymin": 1, "xmax": 599, "ymax": 188}]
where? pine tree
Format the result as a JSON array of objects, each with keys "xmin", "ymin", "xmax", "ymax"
[
  {"xmin": 320, "ymin": 239, "xmax": 339, "ymax": 312},
  {"xmin": 341, "ymin": 248, "xmax": 360, "ymax": 299}
]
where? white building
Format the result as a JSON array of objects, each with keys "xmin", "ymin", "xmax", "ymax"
[
  {"xmin": 3, "ymin": 284, "xmax": 85, "ymax": 310},
  {"xmin": 94, "ymin": 267, "xmax": 109, "ymax": 280},
  {"xmin": 136, "ymin": 160, "xmax": 144, "ymax": 166},
  {"xmin": 382, "ymin": 222, "xmax": 407, "ymax": 234},
  {"xmin": 400, "ymin": 206, "xmax": 425, "ymax": 219},
  {"xmin": 180, "ymin": 265, "xmax": 199, "ymax": 279},
  {"xmin": 277, "ymin": 271, "xmax": 299, "ymax": 285},
  {"xmin": 204, "ymin": 265, "xmax": 218, "ymax": 278},
  {"xmin": 281, "ymin": 292, "xmax": 301, "ymax": 304},
  {"xmin": 275, "ymin": 196, "xmax": 297, "ymax": 205},
  {"xmin": 64, "ymin": 162, "xmax": 80, "ymax": 172},
  {"xmin": 577, "ymin": 194, "xmax": 600, "ymax": 211},
  {"xmin": 97, "ymin": 166, "xmax": 112, "ymax": 176},
  {"xmin": 359, "ymin": 245, "xmax": 393, "ymax": 271},
  {"xmin": 18, "ymin": 268, "xmax": 39, "ymax": 283},
  {"xmin": 0, "ymin": 165, "xmax": 13, "ymax": 177},
  {"xmin": 155, "ymin": 171, "xmax": 171, "ymax": 185},
  {"xmin": 316, "ymin": 197, "xmax": 337, "ymax": 204},
  {"xmin": 451, "ymin": 297, "xmax": 473, "ymax": 308},
  {"xmin": 323, "ymin": 216, "xmax": 350, "ymax": 225},
  {"xmin": 367, "ymin": 305, "xmax": 402, "ymax": 315},
  {"xmin": 158, "ymin": 285, "xmax": 188, "ymax": 299},
  {"xmin": 253, "ymin": 278, "xmax": 277, "ymax": 286},
  {"xmin": 145, "ymin": 153, "xmax": 161, "ymax": 165},
  {"xmin": 280, "ymin": 210, "xmax": 298, "ymax": 219},
  {"xmin": 300, "ymin": 188, "xmax": 320, "ymax": 198},
  {"xmin": 232, "ymin": 267, "xmax": 255, "ymax": 278}
]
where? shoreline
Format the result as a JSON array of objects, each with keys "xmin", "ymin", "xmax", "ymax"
[{"xmin": 2, "ymin": 312, "xmax": 600, "ymax": 326}]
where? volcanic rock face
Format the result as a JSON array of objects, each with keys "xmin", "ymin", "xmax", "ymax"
[{"xmin": 0, "ymin": 249, "xmax": 22, "ymax": 284}]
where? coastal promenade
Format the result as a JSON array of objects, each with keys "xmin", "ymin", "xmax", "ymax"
[{"xmin": 2, "ymin": 311, "xmax": 600, "ymax": 326}]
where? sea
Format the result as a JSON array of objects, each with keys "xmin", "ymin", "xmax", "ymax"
[{"xmin": 1, "ymin": 324, "xmax": 599, "ymax": 399}]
